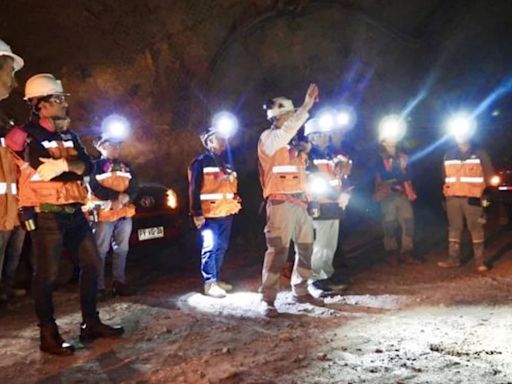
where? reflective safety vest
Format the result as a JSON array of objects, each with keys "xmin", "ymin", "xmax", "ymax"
[
  {"xmin": 0, "ymin": 137, "xmax": 20, "ymax": 230},
  {"xmin": 197, "ymin": 166, "xmax": 241, "ymax": 218},
  {"xmin": 443, "ymin": 156, "xmax": 485, "ymax": 198},
  {"xmin": 15, "ymin": 130, "xmax": 87, "ymax": 208},
  {"xmin": 93, "ymin": 169, "xmax": 136, "ymax": 222},
  {"xmin": 258, "ymin": 145, "xmax": 307, "ymax": 198}
]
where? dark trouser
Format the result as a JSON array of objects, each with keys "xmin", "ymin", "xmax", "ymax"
[
  {"xmin": 446, "ymin": 196, "xmax": 485, "ymax": 264},
  {"xmin": 31, "ymin": 211, "xmax": 100, "ymax": 325},
  {"xmin": 200, "ymin": 216, "xmax": 233, "ymax": 284},
  {"xmin": 1, "ymin": 226, "xmax": 26, "ymax": 289},
  {"xmin": 381, "ymin": 192, "xmax": 414, "ymax": 253}
]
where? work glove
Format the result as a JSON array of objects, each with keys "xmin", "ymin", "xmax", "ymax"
[
  {"xmin": 36, "ymin": 157, "xmax": 69, "ymax": 181},
  {"xmin": 337, "ymin": 192, "xmax": 351, "ymax": 210},
  {"xmin": 193, "ymin": 215, "xmax": 205, "ymax": 229}
]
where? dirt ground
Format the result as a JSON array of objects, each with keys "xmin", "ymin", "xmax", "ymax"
[{"xmin": 1, "ymin": 212, "xmax": 512, "ymax": 384}]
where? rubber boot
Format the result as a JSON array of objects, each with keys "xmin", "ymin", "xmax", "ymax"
[
  {"xmin": 473, "ymin": 242, "xmax": 488, "ymax": 272},
  {"xmin": 437, "ymin": 241, "xmax": 461, "ymax": 268},
  {"xmin": 39, "ymin": 323, "xmax": 75, "ymax": 356}
]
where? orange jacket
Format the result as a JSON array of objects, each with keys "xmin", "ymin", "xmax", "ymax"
[
  {"xmin": 443, "ymin": 147, "xmax": 492, "ymax": 198},
  {"xmin": 258, "ymin": 145, "xmax": 308, "ymax": 199},
  {"xmin": 6, "ymin": 121, "xmax": 91, "ymax": 208},
  {"xmin": 188, "ymin": 152, "xmax": 241, "ymax": 218},
  {"xmin": 89, "ymin": 159, "xmax": 138, "ymax": 222},
  {"xmin": 0, "ymin": 136, "xmax": 20, "ymax": 230}
]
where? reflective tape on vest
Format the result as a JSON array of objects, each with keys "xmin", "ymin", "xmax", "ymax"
[
  {"xmin": 203, "ymin": 167, "xmax": 221, "ymax": 173},
  {"xmin": 460, "ymin": 176, "xmax": 484, "ymax": 183},
  {"xmin": 0, "ymin": 138, "xmax": 5, "ymax": 147},
  {"xmin": 96, "ymin": 171, "xmax": 132, "ymax": 181},
  {"xmin": 41, "ymin": 140, "xmax": 75, "ymax": 149},
  {"xmin": 444, "ymin": 159, "xmax": 481, "ymax": 165},
  {"xmin": 272, "ymin": 165, "xmax": 300, "ymax": 173},
  {"xmin": 0, "ymin": 182, "xmax": 17, "ymax": 194},
  {"xmin": 313, "ymin": 159, "xmax": 333, "ymax": 165},
  {"xmin": 445, "ymin": 177, "xmax": 457, "ymax": 183},
  {"xmin": 200, "ymin": 193, "xmax": 235, "ymax": 201}
]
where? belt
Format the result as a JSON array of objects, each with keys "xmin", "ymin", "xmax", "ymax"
[{"xmin": 36, "ymin": 203, "xmax": 80, "ymax": 214}]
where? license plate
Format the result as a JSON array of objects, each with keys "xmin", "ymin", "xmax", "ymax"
[{"xmin": 138, "ymin": 226, "xmax": 164, "ymax": 241}]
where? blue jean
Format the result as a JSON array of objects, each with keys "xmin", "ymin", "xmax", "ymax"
[
  {"xmin": 1, "ymin": 226, "xmax": 26, "ymax": 289},
  {"xmin": 200, "ymin": 216, "xmax": 233, "ymax": 284},
  {"xmin": 94, "ymin": 217, "xmax": 132, "ymax": 290}
]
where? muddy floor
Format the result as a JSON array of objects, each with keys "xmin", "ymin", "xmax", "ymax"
[{"xmin": 1, "ymin": 214, "xmax": 512, "ymax": 384}]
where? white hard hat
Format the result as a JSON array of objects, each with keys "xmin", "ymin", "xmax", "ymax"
[
  {"xmin": 304, "ymin": 118, "xmax": 331, "ymax": 136},
  {"xmin": 24, "ymin": 73, "xmax": 67, "ymax": 100},
  {"xmin": 0, "ymin": 39, "xmax": 24, "ymax": 72},
  {"xmin": 263, "ymin": 97, "xmax": 295, "ymax": 120}
]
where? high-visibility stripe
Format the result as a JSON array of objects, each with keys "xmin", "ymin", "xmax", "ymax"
[
  {"xmin": 272, "ymin": 165, "xmax": 299, "ymax": 173},
  {"xmin": 41, "ymin": 140, "xmax": 75, "ymax": 149},
  {"xmin": 463, "ymin": 159, "xmax": 481, "ymax": 164},
  {"xmin": 460, "ymin": 177, "xmax": 484, "ymax": 183},
  {"xmin": 0, "ymin": 182, "xmax": 17, "ymax": 194},
  {"xmin": 203, "ymin": 167, "xmax": 221, "ymax": 173},
  {"xmin": 313, "ymin": 159, "xmax": 332, "ymax": 165},
  {"xmin": 0, "ymin": 138, "xmax": 5, "ymax": 147},
  {"xmin": 200, "ymin": 193, "xmax": 235, "ymax": 200},
  {"xmin": 446, "ymin": 176, "xmax": 484, "ymax": 183},
  {"xmin": 444, "ymin": 159, "xmax": 481, "ymax": 165},
  {"xmin": 499, "ymin": 186, "xmax": 512, "ymax": 191},
  {"xmin": 96, "ymin": 171, "xmax": 132, "ymax": 180},
  {"xmin": 41, "ymin": 140, "xmax": 58, "ymax": 148}
]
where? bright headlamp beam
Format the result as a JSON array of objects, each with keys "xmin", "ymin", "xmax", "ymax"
[
  {"xmin": 378, "ymin": 114, "xmax": 406, "ymax": 142},
  {"xmin": 445, "ymin": 112, "xmax": 476, "ymax": 142},
  {"xmin": 337, "ymin": 111, "xmax": 351, "ymax": 126},
  {"xmin": 309, "ymin": 176, "xmax": 329, "ymax": 196},
  {"xmin": 102, "ymin": 114, "xmax": 130, "ymax": 140},
  {"xmin": 212, "ymin": 111, "xmax": 238, "ymax": 138},
  {"xmin": 318, "ymin": 113, "xmax": 335, "ymax": 131}
]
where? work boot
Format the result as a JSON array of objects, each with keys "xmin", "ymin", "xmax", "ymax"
[
  {"xmin": 401, "ymin": 251, "xmax": 422, "ymax": 265},
  {"xmin": 217, "ymin": 281, "xmax": 233, "ymax": 292},
  {"xmin": 204, "ymin": 282, "xmax": 227, "ymax": 298},
  {"xmin": 112, "ymin": 281, "xmax": 135, "ymax": 297},
  {"xmin": 290, "ymin": 294, "xmax": 325, "ymax": 306},
  {"xmin": 39, "ymin": 323, "xmax": 75, "ymax": 356},
  {"xmin": 80, "ymin": 318, "xmax": 124, "ymax": 342},
  {"xmin": 262, "ymin": 301, "xmax": 279, "ymax": 318},
  {"xmin": 438, "ymin": 241, "xmax": 461, "ymax": 268},
  {"xmin": 473, "ymin": 242, "xmax": 488, "ymax": 272}
]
